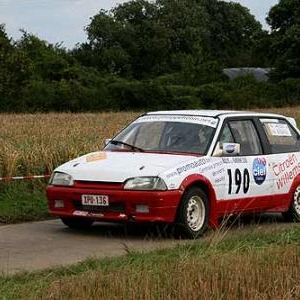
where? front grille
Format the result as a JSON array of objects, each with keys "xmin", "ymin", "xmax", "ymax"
[
  {"xmin": 74, "ymin": 181, "xmax": 123, "ymax": 190},
  {"xmin": 73, "ymin": 200, "xmax": 125, "ymax": 213}
]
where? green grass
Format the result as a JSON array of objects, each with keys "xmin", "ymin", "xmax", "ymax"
[
  {"xmin": 1, "ymin": 226, "xmax": 300, "ymax": 299},
  {"xmin": 0, "ymin": 181, "xmax": 49, "ymax": 224}
]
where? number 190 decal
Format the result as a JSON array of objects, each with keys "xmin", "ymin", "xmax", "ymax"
[{"xmin": 227, "ymin": 169, "xmax": 250, "ymax": 194}]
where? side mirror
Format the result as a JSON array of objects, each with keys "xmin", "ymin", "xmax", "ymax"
[
  {"xmin": 212, "ymin": 142, "xmax": 240, "ymax": 157},
  {"xmin": 222, "ymin": 143, "xmax": 240, "ymax": 156}
]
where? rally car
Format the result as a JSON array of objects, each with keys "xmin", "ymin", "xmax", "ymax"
[{"xmin": 46, "ymin": 110, "xmax": 300, "ymax": 238}]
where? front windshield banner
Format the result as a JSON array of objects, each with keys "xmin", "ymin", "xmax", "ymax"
[{"xmin": 134, "ymin": 115, "xmax": 218, "ymax": 128}]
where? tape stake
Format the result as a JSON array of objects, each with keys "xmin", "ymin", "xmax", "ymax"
[{"xmin": 0, "ymin": 174, "xmax": 51, "ymax": 182}]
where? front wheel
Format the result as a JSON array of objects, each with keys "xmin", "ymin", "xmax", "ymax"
[
  {"xmin": 60, "ymin": 217, "xmax": 94, "ymax": 230},
  {"xmin": 175, "ymin": 187, "xmax": 209, "ymax": 239},
  {"xmin": 282, "ymin": 184, "xmax": 300, "ymax": 222}
]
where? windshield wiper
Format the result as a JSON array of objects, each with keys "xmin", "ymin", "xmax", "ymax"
[{"xmin": 109, "ymin": 140, "xmax": 144, "ymax": 152}]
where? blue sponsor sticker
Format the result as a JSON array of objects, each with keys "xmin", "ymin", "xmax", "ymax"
[{"xmin": 252, "ymin": 158, "xmax": 266, "ymax": 185}]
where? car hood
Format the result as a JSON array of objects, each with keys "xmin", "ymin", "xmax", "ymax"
[{"xmin": 55, "ymin": 151, "xmax": 196, "ymax": 182}]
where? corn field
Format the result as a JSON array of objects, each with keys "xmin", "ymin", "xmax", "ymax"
[
  {"xmin": 0, "ymin": 112, "xmax": 139, "ymax": 177},
  {"xmin": 0, "ymin": 108, "xmax": 299, "ymax": 178}
]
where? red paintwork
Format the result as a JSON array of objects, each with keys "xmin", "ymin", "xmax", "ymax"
[
  {"xmin": 179, "ymin": 174, "xmax": 219, "ymax": 228},
  {"xmin": 46, "ymin": 174, "xmax": 300, "ymax": 228},
  {"xmin": 46, "ymin": 185, "xmax": 183, "ymax": 223}
]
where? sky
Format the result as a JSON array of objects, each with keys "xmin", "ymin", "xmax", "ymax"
[{"xmin": 0, "ymin": 0, "xmax": 279, "ymax": 49}]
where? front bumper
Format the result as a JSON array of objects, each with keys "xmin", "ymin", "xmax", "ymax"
[{"xmin": 46, "ymin": 184, "xmax": 183, "ymax": 223}]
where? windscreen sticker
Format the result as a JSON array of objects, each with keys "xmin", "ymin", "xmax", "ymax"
[
  {"xmin": 86, "ymin": 152, "xmax": 107, "ymax": 163},
  {"xmin": 134, "ymin": 115, "xmax": 218, "ymax": 128},
  {"xmin": 266, "ymin": 123, "xmax": 292, "ymax": 137}
]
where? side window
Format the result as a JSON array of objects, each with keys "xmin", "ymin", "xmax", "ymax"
[
  {"xmin": 219, "ymin": 124, "xmax": 234, "ymax": 144},
  {"xmin": 260, "ymin": 118, "xmax": 300, "ymax": 153},
  {"xmin": 229, "ymin": 120, "xmax": 262, "ymax": 155},
  {"xmin": 219, "ymin": 120, "xmax": 262, "ymax": 156}
]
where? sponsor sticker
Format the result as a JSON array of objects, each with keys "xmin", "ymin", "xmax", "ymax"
[
  {"xmin": 222, "ymin": 157, "xmax": 248, "ymax": 164},
  {"xmin": 224, "ymin": 143, "xmax": 235, "ymax": 154},
  {"xmin": 176, "ymin": 158, "xmax": 210, "ymax": 175},
  {"xmin": 252, "ymin": 157, "xmax": 267, "ymax": 185},
  {"xmin": 272, "ymin": 154, "xmax": 300, "ymax": 190},
  {"xmin": 86, "ymin": 152, "xmax": 107, "ymax": 163},
  {"xmin": 266, "ymin": 123, "xmax": 292, "ymax": 137},
  {"xmin": 73, "ymin": 210, "xmax": 88, "ymax": 216},
  {"xmin": 260, "ymin": 118, "xmax": 279, "ymax": 123}
]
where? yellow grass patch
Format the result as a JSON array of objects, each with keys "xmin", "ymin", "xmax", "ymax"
[{"xmin": 42, "ymin": 244, "xmax": 300, "ymax": 300}]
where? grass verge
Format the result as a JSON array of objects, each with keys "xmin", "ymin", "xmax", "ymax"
[
  {"xmin": 0, "ymin": 181, "xmax": 48, "ymax": 224},
  {"xmin": 1, "ymin": 226, "xmax": 300, "ymax": 299}
]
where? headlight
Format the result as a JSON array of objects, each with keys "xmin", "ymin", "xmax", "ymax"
[
  {"xmin": 50, "ymin": 172, "xmax": 74, "ymax": 186},
  {"xmin": 124, "ymin": 177, "xmax": 167, "ymax": 190}
]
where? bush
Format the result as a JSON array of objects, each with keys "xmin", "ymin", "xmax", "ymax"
[
  {"xmin": 194, "ymin": 76, "xmax": 300, "ymax": 110},
  {"xmin": 196, "ymin": 83, "xmax": 227, "ymax": 108},
  {"xmin": 4, "ymin": 72, "xmax": 300, "ymax": 112},
  {"xmin": 107, "ymin": 80, "xmax": 199, "ymax": 111},
  {"xmin": 276, "ymin": 79, "xmax": 300, "ymax": 106}
]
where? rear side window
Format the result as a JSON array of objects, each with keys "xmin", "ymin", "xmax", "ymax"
[{"xmin": 260, "ymin": 118, "xmax": 300, "ymax": 153}]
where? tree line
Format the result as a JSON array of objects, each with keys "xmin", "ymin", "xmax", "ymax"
[{"xmin": 0, "ymin": 0, "xmax": 299, "ymax": 112}]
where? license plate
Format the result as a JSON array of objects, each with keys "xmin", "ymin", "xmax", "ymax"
[{"xmin": 81, "ymin": 194, "xmax": 109, "ymax": 206}]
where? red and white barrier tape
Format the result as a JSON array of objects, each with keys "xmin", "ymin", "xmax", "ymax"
[{"xmin": 0, "ymin": 175, "xmax": 51, "ymax": 182}]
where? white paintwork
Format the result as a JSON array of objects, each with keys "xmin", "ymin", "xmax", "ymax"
[
  {"xmin": 56, "ymin": 151, "xmax": 195, "ymax": 182},
  {"xmin": 52, "ymin": 110, "xmax": 300, "ymax": 202}
]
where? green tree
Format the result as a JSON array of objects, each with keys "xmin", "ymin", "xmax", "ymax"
[
  {"xmin": 0, "ymin": 25, "xmax": 32, "ymax": 110},
  {"xmin": 201, "ymin": 0, "xmax": 263, "ymax": 66},
  {"xmin": 80, "ymin": 0, "xmax": 263, "ymax": 82},
  {"xmin": 84, "ymin": 1, "xmax": 172, "ymax": 78},
  {"xmin": 267, "ymin": 0, "xmax": 300, "ymax": 80},
  {"xmin": 16, "ymin": 31, "xmax": 70, "ymax": 82}
]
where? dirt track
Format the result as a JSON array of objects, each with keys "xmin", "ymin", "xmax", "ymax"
[{"xmin": 0, "ymin": 215, "xmax": 295, "ymax": 275}]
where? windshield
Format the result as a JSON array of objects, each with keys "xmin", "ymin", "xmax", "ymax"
[{"xmin": 104, "ymin": 115, "xmax": 217, "ymax": 155}]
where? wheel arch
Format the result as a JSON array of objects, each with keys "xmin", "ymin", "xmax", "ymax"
[
  {"xmin": 282, "ymin": 173, "xmax": 300, "ymax": 222},
  {"xmin": 287, "ymin": 174, "xmax": 300, "ymax": 206},
  {"xmin": 177, "ymin": 174, "xmax": 219, "ymax": 228}
]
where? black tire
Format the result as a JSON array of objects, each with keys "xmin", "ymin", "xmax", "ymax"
[
  {"xmin": 282, "ymin": 184, "xmax": 300, "ymax": 222},
  {"xmin": 175, "ymin": 187, "xmax": 209, "ymax": 239},
  {"xmin": 60, "ymin": 217, "xmax": 94, "ymax": 230}
]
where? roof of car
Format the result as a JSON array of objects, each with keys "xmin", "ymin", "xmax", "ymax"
[{"xmin": 147, "ymin": 109, "xmax": 285, "ymax": 118}]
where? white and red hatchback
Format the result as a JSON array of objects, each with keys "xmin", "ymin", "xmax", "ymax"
[{"xmin": 46, "ymin": 110, "xmax": 300, "ymax": 238}]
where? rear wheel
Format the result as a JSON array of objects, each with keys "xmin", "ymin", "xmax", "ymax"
[
  {"xmin": 175, "ymin": 187, "xmax": 209, "ymax": 238},
  {"xmin": 282, "ymin": 184, "xmax": 300, "ymax": 222},
  {"xmin": 60, "ymin": 217, "xmax": 94, "ymax": 230}
]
